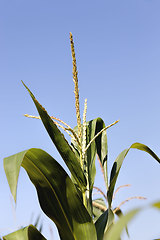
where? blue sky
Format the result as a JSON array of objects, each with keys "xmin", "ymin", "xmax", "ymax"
[{"xmin": 1, "ymin": 0, "xmax": 160, "ymax": 239}]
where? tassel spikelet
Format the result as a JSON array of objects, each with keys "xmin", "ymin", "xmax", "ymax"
[
  {"xmin": 82, "ymin": 99, "xmax": 87, "ymax": 162},
  {"xmin": 24, "ymin": 114, "xmax": 80, "ymax": 144},
  {"xmin": 70, "ymin": 32, "xmax": 82, "ymax": 142}
]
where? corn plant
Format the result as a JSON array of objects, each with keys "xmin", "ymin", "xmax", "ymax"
[{"xmin": 3, "ymin": 33, "xmax": 160, "ymax": 240}]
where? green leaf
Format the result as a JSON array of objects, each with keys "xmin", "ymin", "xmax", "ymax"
[
  {"xmin": 3, "ymin": 151, "xmax": 25, "ymax": 202},
  {"xmin": 95, "ymin": 208, "xmax": 114, "ymax": 240},
  {"xmin": 3, "ymin": 225, "xmax": 46, "ymax": 240},
  {"xmin": 107, "ymin": 143, "xmax": 160, "ymax": 206},
  {"xmin": 95, "ymin": 210, "xmax": 109, "ymax": 240},
  {"xmin": 22, "ymin": 81, "xmax": 87, "ymax": 191},
  {"xmin": 104, "ymin": 209, "xmax": 140, "ymax": 240},
  {"xmin": 4, "ymin": 149, "xmax": 97, "ymax": 240},
  {"xmin": 95, "ymin": 118, "xmax": 108, "ymax": 188},
  {"xmin": 114, "ymin": 208, "xmax": 129, "ymax": 238},
  {"xmin": 85, "ymin": 119, "xmax": 98, "ymax": 214}
]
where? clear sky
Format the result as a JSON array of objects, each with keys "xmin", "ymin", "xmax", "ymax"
[{"xmin": 1, "ymin": 0, "xmax": 160, "ymax": 239}]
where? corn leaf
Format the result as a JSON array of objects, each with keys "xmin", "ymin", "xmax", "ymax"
[
  {"xmin": 107, "ymin": 143, "xmax": 160, "ymax": 206},
  {"xmin": 4, "ymin": 149, "xmax": 97, "ymax": 240},
  {"xmin": 2, "ymin": 225, "xmax": 46, "ymax": 240},
  {"xmin": 114, "ymin": 208, "xmax": 129, "ymax": 238},
  {"xmin": 95, "ymin": 118, "xmax": 108, "ymax": 188},
  {"xmin": 85, "ymin": 119, "xmax": 98, "ymax": 214},
  {"xmin": 103, "ymin": 208, "xmax": 140, "ymax": 240},
  {"xmin": 22, "ymin": 81, "xmax": 87, "ymax": 191},
  {"xmin": 95, "ymin": 208, "xmax": 114, "ymax": 240}
]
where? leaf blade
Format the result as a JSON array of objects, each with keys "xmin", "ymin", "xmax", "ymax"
[
  {"xmin": 95, "ymin": 118, "xmax": 108, "ymax": 188},
  {"xmin": 95, "ymin": 208, "xmax": 114, "ymax": 240},
  {"xmin": 22, "ymin": 81, "xmax": 87, "ymax": 191},
  {"xmin": 4, "ymin": 149, "xmax": 97, "ymax": 240},
  {"xmin": 104, "ymin": 209, "xmax": 140, "ymax": 240},
  {"xmin": 107, "ymin": 143, "xmax": 160, "ymax": 206},
  {"xmin": 114, "ymin": 208, "xmax": 129, "ymax": 238},
  {"xmin": 3, "ymin": 225, "xmax": 46, "ymax": 240}
]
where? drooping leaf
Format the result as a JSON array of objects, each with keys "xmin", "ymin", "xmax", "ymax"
[
  {"xmin": 95, "ymin": 208, "xmax": 114, "ymax": 240},
  {"xmin": 22, "ymin": 81, "xmax": 87, "ymax": 191},
  {"xmin": 4, "ymin": 149, "xmax": 97, "ymax": 240},
  {"xmin": 3, "ymin": 225, "xmax": 46, "ymax": 240},
  {"xmin": 3, "ymin": 151, "xmax": 25, "ymax": 202},
  {"xmin": 107, "ymin": 143, "xmax": 160, "ymax": 206},
  {"xmin": 103, "ymin": 208, "xmax": 140, "ymax": 240}
]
